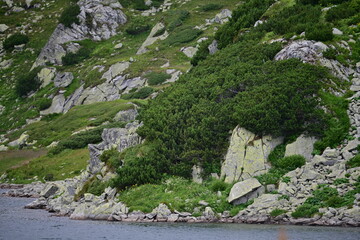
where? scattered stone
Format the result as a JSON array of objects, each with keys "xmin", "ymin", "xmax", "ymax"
[
  {"xmin": 181, "ymin": 46, "xmax": 198, "ymax": 58},
  {"xmin": 8, "ymin": 132, "xmax": 29, "ymax": 147},
  {"xmin": 284, "ymin": 134, "xmax": 317, "ymax": 161},
  {"xmin": 228, "ymin": 178, "xmax": 263, "ymax": 205},
  {"xmin": 332, "ymin": 28, "xmax": 343, "ymax": 35},
  {"xmin": 137, "ymin": 22, "xmax": 168, "ymax": 55},
  {"xmin": 114, "ymin": 43, "xmax": 123, "ymax": 49},
  {"xmin": 38, "ymin": 67, "xmax": 56, "ymax": 88},
  {"xmin": 54, "ymin": 72, "xmax": 74, "ymax": 88},
  {"xmin": 192, "ymin": 165, "xmax": 203, "ymax": 183},
  {"xmin": 0, "ymin": 24, "xmax": 9, "ymax": 33},
  {"xmin": 208, "ymin": 40, "xmax": 218, "ymax": 55},
  {"xmin": 113, "ymin": 108, "xmax": 138, "ymax": 122}
]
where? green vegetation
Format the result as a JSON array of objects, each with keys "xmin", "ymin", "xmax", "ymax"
[
  {"xmin": 125, "ymin": 16, "xmax": 151, "ymax": 35},
  {"xmin": 199, "ymin": 4, "xmax": 223, "ymax": 12},
  {"xmin": 305, "ymin": 23, "xmax": 333, "ymax": 41},
  {"xmin": 333, "ymin": 178, "xmax": 349, "ymax": 185},
  {"xmin": 3, "ymin": 33, "xmax": 29, "ymax": 51},
  {"xmin": 274, "ymin": 155, "xmax": 306, "ymax": 172},
  {"xmin": 59, "ymin": 4, "xmax": 80, "ymax": 28},
  {"xmin": 100, "ymin": 149, "xmax": 122, "ymax": 170},
  {"xmin": 164, "ymin": 27, "xmax": 202, "ymax": 45},
  {"xmin": 346, "ymin": 154, "xmax": 360, "ymax": 169},
  {"xmin": 62, "ymin": 46, "xmax": 93, "ymax": 66},
  {"xmin": 122, "ymin": 87, "xmax": 154, "ymax": 100},
  {"xmin": 5, "ymin": 148, "xmax": 88, "ymax": 184},
  {"xmin": 270, "ymin": 208, "xmax": 287, "ymax": 217},
  {"xmin": 145, "ymin": 72, "xmax": 171, "ymax": 86},
  {"xmin": 165, "ymin": 10, "xmax": 190, "ymax": 31},
  {"xmin": 15, "ymin": 67, "xmax": 41, "ymax": 97},
  {"xmin": 118, "ymin": 176, "xmax": 249, "ymax": 215}
]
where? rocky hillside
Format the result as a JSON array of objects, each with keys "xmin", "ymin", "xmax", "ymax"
[{"xmin": 1, "ymin": 0, "xmax": 360, "ymax": 227}]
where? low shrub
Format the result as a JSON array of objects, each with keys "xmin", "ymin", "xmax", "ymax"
[
  {"xmin": 3, "ymin": 33, "xmax": 29, "ymax": 51},
  {"xmin": 306, "ymin": 23, "xmax": 333, "ymax": 41},
  {"xmin": 145, "ymin": 72, "xmax": 171, "ymax": 86},
  {"xmin": 87, "ymin": 179, "xmax": 109, "ymax": 196},
  {"xmin": 322, "ymin": 48, "xmax": 337, "ymax": 60},
  {"xmin": 346, "ymin": 154, "xmax": 360, "ymax": 168},
  {"xmin": 333, "ymin": 178, "xmax": 349, "ymax": 185},
  {"xmin": 256, "ymin": 169, "xmax": 287, "ymax": 185},
  {"xmin": 15, "ymin": 67, "xmax": 42, "ymax": 97},
  {"xmin": 100, "ymin": 149, "xmax": 122, "ymax": 170},
  {"xmin": 291, "ymin": 203, "xmax": 319, "ymax": 218},
  {"xmin": 191, "ymin": 38, "xmax": 212, "ymax": 66},
  {"xmin": 164, "ymin": 27, "xmax": 202, "ymax": 45},
  {"xmin": 125, "ymin": 17, "xmax": 151, "ymax": 35},
  {"xmin": 275, "ymin": 155, "xmax": 306, "ymax": 171},
  {"xmin": 208, "ymin": 179, "xmax": 230, "ymax": 192},
  {"xmin": 59, "ymin": 4, "xmax": 80, "ymax": 28},
  {"xmin": 270, "ymin": 208, "xmax": 287, "ymax": 217},
  {"xmin": 121, "ymin": 87, "xmax": 154, "ymax": 100},
  {"xmin": 62, "ymin": 46, "xmax": 92, "ymax": 66},
  {"xmin": 325, "ymin": 1, "xmax": 359, "ymax": 22},
  {"xmin": 166, "ymin": 10, "xmax": 190, "ymax": 31},
  {"xmin": 36, "ymin": 98, "xmax": 52, "ymax": 111},
  {"xmin": 200, "ymin": 4, "xmax": 223, "ymax": 12}
]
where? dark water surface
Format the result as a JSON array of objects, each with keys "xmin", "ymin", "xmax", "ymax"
[{"xmin": 1, "ymin": 190, "xmax": 360, "ymax": 240}]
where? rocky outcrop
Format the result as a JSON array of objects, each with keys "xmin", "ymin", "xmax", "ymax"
[
  {"xmin": 275, "ymin": 40, "xmax": 355, "ymax": 82},
  {"xmin": 37, "ymin": 67, "xmax": 56, "ymax": 88},
  {"xmin": 285, "ymin": 134, "xmax": 317, "ymax": 161},
  {"xmin": 8, "ymin": 132, "xmax": 29, "ymax": 147},
  {"xmin": 32, "ymin": 0, "xmax": 127, "ymax": 68},
  {"xmin": 181, "ymin": 46, "xmax": 198, "ymax": 58},
  {"xmin": 228, "ymin": 178, "xmax": 264, "ymax": 205},
  {"xmin": 137, "ymin": 22, "xmax": 169, "ymax": 55},
  {"xmin": 221, "ymin": 126, "xmax": 283, "ymax": 183},
  {"xmin": 113, "ymin": 108, "xmax": 138, "ymax": 122},
  {"xmin": 3, "ymin": 182, "xmax": 45, "ymax": 198},
  {"xmin": 54, "ymin": 72, "xmax": 74, "ymax": 88}
]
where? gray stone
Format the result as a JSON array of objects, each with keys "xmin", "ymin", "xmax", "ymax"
[
  {"xmin": 181, "ymin": 46, "xmax": 198, "ymax": 58},
  {"xmin": 40, "ymin": 95, "xmax": 66, "ymax": 115},
  {"xmin": 228, "ymin": 178, "xmax": 262, "ymax": 205},
  {"xmin": 101, "ymin": 62, "xmax": 130, "ymax": 82},
  {"xmin": 0, "ymin": 145, "xmax": 9, "ymax": 151},
  {"xmin": 208, "ymin": 40, "xmax": 218, "ymax": 55},
  {"xmin": 8, "ymin": 132, "xmax": 29, "ymax": 147},
  {"xmin": 54, "ymin": 72, "xmax": 74, "ymax": 88},
  {"xmin": 137, "ymin": 22, "xmax": 168, "ymax": 55},
  {"xmin": 113, "ymin": 108, "xmax": 138, "ymax": 122},
  {"xmin": 41, "ymin": 184, "xmax": 59, "ymax": 198},
  {"xmin": 203, "ymin": 207, "xmax": 215, "ymax": 219},
  {"xmin": 192, "ymin": 165, "xmax": 203, "ymax": 183},
  {"xmin": 285, "ymin": 134, "xmax": 317, "ymax": 161},
  {"xmin": 38, "ymin": 67, "xmax": 56, "ymax": 88},
  {"xmin": 167, "ymin": 214, "xmax": 179, "ymax": 222},
  {"xmin": 114, "ymin": 43, "xmax": 123, "ymax": 49},
  {"xmin": 342, "ymin": 139, "xmax": 360, "ymax": 152},
  {"xmin": 152, "ymin": 203, "xmax": 171, "ymax": 219},
  {"xmin": 332, "ymin": 28, "xmax": 343, "ymax": 35},
  {"xmin": 221, "ymin": 126, "xmax": 283, "ymax": 183},
  {"xmin": 0, "ymin": 24, "xmax": 9, "ymax": 33}
]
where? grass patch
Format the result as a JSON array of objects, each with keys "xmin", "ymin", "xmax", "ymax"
[
  {"xmin": 145, "ymin": 72, "xmax": 171, "ymax": 86},
  {"xmin": 5, "ymin": 148, "xmax": 88, "ymax": 183}
]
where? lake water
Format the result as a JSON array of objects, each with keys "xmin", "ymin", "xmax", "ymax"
[{"xmin": 1, "ymin": 190, "xmax": 360, "ymax": 240}]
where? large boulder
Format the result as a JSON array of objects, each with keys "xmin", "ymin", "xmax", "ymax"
[
  {"xmin": 37, "ymin": 67, "xmax": 56, "ymax": 88},
  {"xmin": 284, "ymin": 134, "xmax": 317, "ymax": 161},
  {"xmin": 228, "ymin": 178, "xmax": 264, "ymax": 205},
  {"xmin": 40, "ymin": 94, "xmax": 66, "ymax": 115},
  {"xmin": 113, "ymin": 108, "xmax": 138, "ymax": 122},
  {"xmin": 8, "ymin": 132, "xmax": 29, "ymax": 147},
  {"xmin": 221, "ymin": 126, "xmax": 283, "ymax": 183},
  {"xmin": 54, "ymin": 72, "xmax": 74, "ymax": 87},
  {"xmin": 137, "ymin": 22, "xmax": 169, "ymax": 55}
]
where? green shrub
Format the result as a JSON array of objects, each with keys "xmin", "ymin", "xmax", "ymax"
[
  {"xmin": 208, "ymin": 179, "xmax": 230, "ymax": 192},
  {"xmin": 62, "ymin": 46, "xmax": 92, "ymax": 66},
  {"xmin": 59, "ymin": 4, "xmax": 80, "ymax": 28},
  {"xmin": 15, "ymin": 67, "xmax": 42, "ymax": 97},
  {"xmin": 256, "ymin": 169, "xmax": 287, "ymax": 185},
  {"xmin": 42, "ymin": 113, "xmax": 62, "ymax": 122},
  {"xmin": 145, "ymin": 72, "xmax": 171, "ymax": 86},
  {"xmin": 100, "ymin": 149, "xmax": 122, "ymax": 170},
  {"xmin": 270, "ymin": 208, "xmax": 287, "ymax": 217},
  {"xmin": 153, "ymin": 27, "xmax": 166, "ymax": 37},
  {"xmin": 165, "ymin": 10, "xmax": 190, "ymax": 31},
  {"xmin": 87, "ymin": 179, "xmax": 109, "ymax": 196},
  {"xmin": 325, "ymin": 1, "xmax": 360, "ymax": 22},
  {"xmin": 191, "ymin": 38, "xmax": 213, "ymax": 66},
  {"xmin": 322, "ymin": 48, "xmax": 337, "ymax": 60},
  {"xmin": 164, "ymin": 27, "xmax": 202, "ymax": 45},
  {"xmin": 36, "ymin": 98, "xmax": 52, "ymax": 111},
  {"xmin": 291, "ymin": 203, "xmax": 319, "ymax": 218},
  {"xmin": 3, "ymin": 33, "xmax": 29, "ymax": 50},
  {"xmin": 125, "ymin": 17, "xmax": 151, "ymax": 35},
  {"xmin": 275, "ymin": 155, "xmax": 306, "ymax": 171},
  {"xmin": 306, "ymin": 23, "xmax": 333, "ymax": 41},
  {"xmin": 200, "ymin": 4, "xmax": 223, "ymax": 12},
  {"xmin": 268, "ymin": 144, "xmax": 286, "ymax": 165},
  {"xmin": 346, "ymin": 154, "xmax": 360, "ymax": 168},
  {"xmin": 122, "ymin": 87, "xmax": 154, "ymax": 100},
  {"xmin": 334, "ymin": 178, "xmax": 349, "ymax": 185}
]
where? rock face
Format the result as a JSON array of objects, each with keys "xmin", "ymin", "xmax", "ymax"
[
  {"xmin": 113, "ymin": 108, "xmax": 138, "ymax": 122},
  {"xmin": 221, "ymin": 126, "xmax": 283, "ymax": 183},
  {"xmin": 181, "ymin": 46, "xmax": 198, "ymax": 58},
  {"xmin": 37, "ymin": 67, "xmax": 56, "ymax": 88},
  {"xmin": 275, "ymin": 40, "xmax": 354, "ymax": 81},
  {"xmin": 54, "ymin": 72, "xmax": 74, "ymax": 88},
  {"xmin": 32, "ymin": 0, "xmax": 127, "ymax": 68},
  {"xmin": 137, "ymin": 22, "xmax": 169, "ymax": 55},
  {"xmin": 8, "ymin": 132, "xmax": 29, "ymax": 147},
  {"xmin": 285, "ymin": 134, "xmax": 317, "ymax": 161},
  {"xmin": 228, "ymin": 178, "xmax": 264, "ymax": 205},
  {"xmin": 88, "ymin": 121, "xmax": 143, "ymax": 174}
]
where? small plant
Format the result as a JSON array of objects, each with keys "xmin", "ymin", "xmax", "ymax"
[
  {"xmin": 145, "ymin": 72, "xmax": 171, "ymax": 86},
  {"xmin": 62, "ymin": 46, "xmax": 92, "ymax": 66},
  {"xmin": 346, "ymin": 154, "xmax": 360, "ymax": 169},
  {"xmin": 15, "ymin": 67, "xmax": 42, "ymax": 97},
  {"xmin": 100, "ymin": 149, "xmax": 122, "ymax": 170},
  {"xmin": 199, "ymin": 4, "xmax": 223, "ymax": 12},
  {"xmin": 291, "ymin": 203, "xmax": 319, "ymax": 218},
  {"xmin": 275, "ymin": 155, "xmax": 306, "ymax": 171},
  {"xmin": 36, "ymin": 98, "xmax": 52, "ymax": 111},
  {"xmin": 3, "ymin": 33, "xmax": 29, "ymax": 51},
  {"xmin": 278, "ymin": 195, "xmax": 290, "ymax": 201},
  {"xmin": 208, "ymin": 179, "xmax": 229, "ymax": 192},
  {"xmin": 333, "ymin": 178, "xmax": 349, "ymax": 185},
  {"xmin": 322, "ymin": 48, "xmax": 337, "ymax": 60},
  {"xmin": 122, "ymin": 87, "xmax": 154, "ymax": 99},
  {"xmin": 306, "ymin": 23, "xmax": 333, "ymax": 41},
  {"xmin": 281, "ymin": 176, "xmax": 291, "ymax": 183},
  {"xmin": 125, "ymin": 17, "xmax": 151, "ymax": 35},
  {"xmin": 59, "ymin": 5, "xmax": 80, "ymax": 28},
  {"xmin": 270, "ymin": 208, "xmax": 287, "ymax": 217},
  {"xmin": 165, "ymin": 27, "xmax": 202, "ymax": 45}
]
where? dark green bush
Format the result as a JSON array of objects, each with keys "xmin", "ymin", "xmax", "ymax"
[
  {"xmin": 125, "ymin": 17, "xmax": 151, "ymax": 35},
  {"xmin": 15, "ymin": 67, "xmax": 42, "ymax": 97},
  {"xmin": 3, "ymin": 33, "xmax": 29, "ymax": 50},
  {"xmin": 87, "ymin": 178, "xmax": 109, "ymax": 196},
  {"xmin": 306, "ymin": 23, "xmax": 333, "ymax": 41},
  {"xmin": 153, "ymin": 27, "xmax": 166, "ymax": 37},
  {"xmin": 292, "ymin": 203, "xmax": 319, "ymax": 218},
  {"xmin": 42, "ymin": 113, "xmax": 62, "ymax": 122},
  {"xmin": 270, "ymin": 208, "xmax": 287, "ymax": 217},
  {"xmin": 333, "ymin": 178, "xmax": 349, "ymax": 185},
  {"xmin": 200, "ymin": 4, "xmax": 223, "ymax": 12},
  {"xmin": 36, "ymin": 98, "xmax": 52, "ymax": 111},
  {"xmin": 145, "ymin": 72, "xmax": 171, "ymax": 86},
  {"xmin": 209, "ymin": 179, "xmax": 229, "ymax": 192},
  {"xmin": 59, "ymin": 4, "xmax": 80, "ymax": 28},
  {"xmin": 100, "ymin": 149, "xmax": 122, "ymax": 170},
  {"xmin": 256, "ymin": 169, "xmax": 287, "ymax": 185},
  {"xmin": 165, "ymin": 10, "xmax": 190, "ymax": 31},
  {"xmin": 322, "ymin": 48, "xmax": 337, "ymax": 60},
  {"xmin": 191, "ymin": 38, "xmax": 213, "ymax": 66},
  {"xmin": 164, "ymin": 27, "xmax": 202, "ymax": 45},
  {"xmin": 346, "ymin": 154, "xmax": 360, "ymax": 168},
  {"xmin": 275, "ymin": 155, "xmax": 306, "ymax": 171},
  {"xmin": 62, "ymin": 46, "xmax": 92, "ymax": 66},
  {"xmin": 122, "ymin": 87, "xmax": 154, "ymax": 100},
  {"xmin": 325, "ymin": 1, "xmax": 360, "ymax": 22}
]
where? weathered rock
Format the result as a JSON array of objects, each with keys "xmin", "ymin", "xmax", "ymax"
[
  {"xmin": 192, "ymin": 165, "xmax": 203, "ymax": 183},
  {"xmin": 0, "ymin": 24, "xmax": 9, "ymax": 33},
  {"xmin": 137, "ymin": 22, "xmax": 168, "ymax": 55},
  {"xmin": 152, "ymin": 203, "xmax": 171, "ymax": 219},
  {"xmin": 40, "ymin": 94, "xmax": 66, "ymax": 115},
  {"xmin": 41, "ymin": 184, "xmax": 59, "ymax": 198},
  {"xmin": 285, "ymin": 134, "xmax": 317, "ymax": 161},
  {"xmin": 54, "ymin": 72, "xmax": 74, "ymax": 88},
  {"xmin": 8, "ymin": 132, "xmax": 29, "ymax": 147},
  {"xmin": 228, "ymin": 178, "xmax": 263, "ymax": 205},
  {"xmin": 33, "ymin": 0, "xmax": 127, "ymax": 68},
  {"xmin": 0, "ymin": 145, "xmax": 8, "ymax": 151},
  {"xmin": 221, "ymin": 126, "xmax": 283, "ymax": 183},
  {"xmin": 101, "ymin": 62, "xmax": 130, "ymax": 82},
  {"xmin": 113, "ymin": 108, "xmax": 138, "ymax": 122},
  {"xmin": 181, "ymin": 46, "xmax": 198, "ymax": 58},
  {"xmin": 38, "ymin": 67, "xmax": 56, "ymax": 88},
  {"xmin": 208, "ymin": 40, "xmax": 218, "ymax": 55},
  {"xmin": 332, "ymin": 28, "xmax": 343, "ymax": 35}
]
